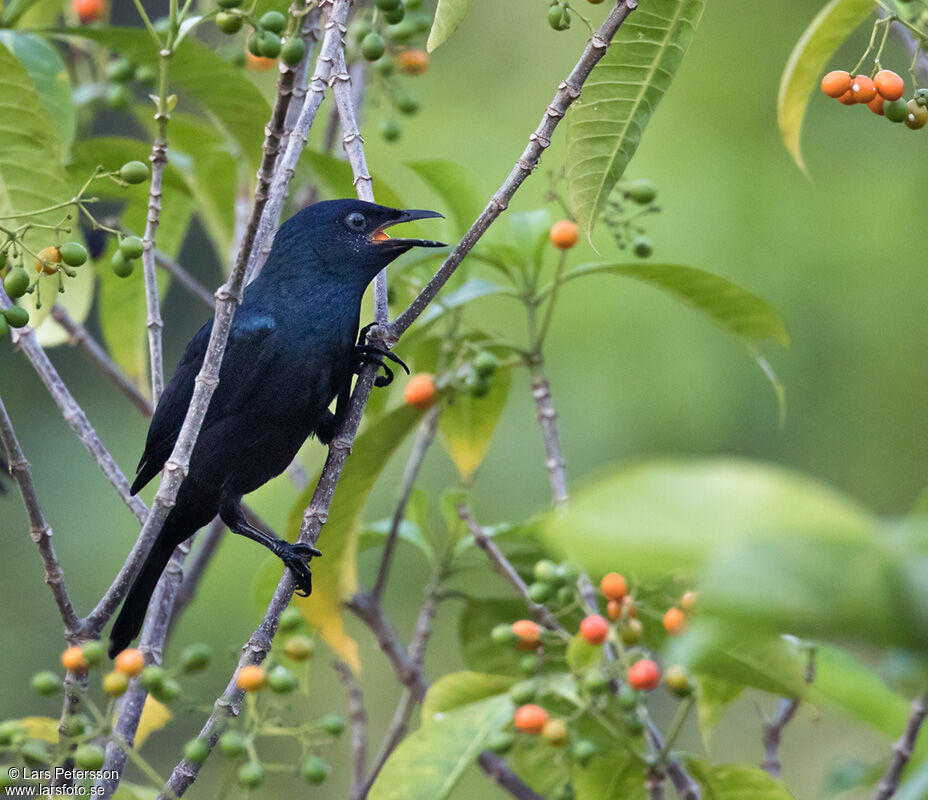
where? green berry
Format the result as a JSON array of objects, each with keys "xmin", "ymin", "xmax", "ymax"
[
  {"xmin": 58, "ymin": 242, "xmax": 88, "ymax": 267},
  {"xmin": 258, "ymin": 31, "xmax": 282, "ymax": 58},
  {"xmin": 184, "ymin": 738, "xmax": 210, "ymax": 765},
  {"xmin": 473, "ymin": 351, "xmax": 498, "ymax": 377},
  {"xmin": 180, "ymin": 643, "xmax": 212, "ymax": 673},
  {"xmin": 533, "ymin": 560, "xmax": 559, "ymax": 583},
  {"xmin": 120, "ymin": 160, "xmax": 150, "ymax": 184},
  {"xmin": 280, "ymin": 606, "xmax": 303, "ymax": 631},
  {"xmin": 284, "ymin": 634, "xmax": 314, "ymax": 661},
  {"xmin": 105, "ymin": 83, "xmax": 133, "ymax": 110},
  {"xmin": 618, "ymin": 684, "xmax": 639, "ymax": 710},
  {"xmin": 528, "ymin": 581, "xmax": 552, "ymax": 603},
  {"xmin": 247, "ymin": 31, "xmax": 263, "ymax": 57},
  {"xmin": 119, "ymin": 236, "xmax": 144, "ymax": 260},
  {"xmin": 320, "ymin": 713, "xmax": 346, "ymax": 736},
  {"xmin": 548, "ymin": 3, "xmax": 570, "ymax": 30},
  {"xmin": 237, "ymin": 761, "xmax": 264, "ymax": 788},
  {"xmin": 219, "ymin": 730, "xmax": 247, "ymax": 758},
  {"xmin": 556, "ymin": 586, "xmax": 573, "ymax": 605},
  {"xmin": 140, "ymin": 665, "xmax": 166, "ymax": 691},
  {"xmin": 406, "ymin": 0, "xmax": 423, "ymax": 7},
  {"xmin": 374, "ymin": 55, "xmax": 395, "ymax": 76},
  {"xmin": 395, "ymin": 91, "xmax": 420, "ymax": 115},
  {"xmin": 349, "ymin": 19, "xmax": 373, "ymax": 43},
  {"xmin": 380, "ymin": 118, "xmax": 402, "ymax": 142},
  {"xmin": 217, "ymin": 0, "xmax": 242, "ymax": 7},
  {"xmin": 375, "ymin": 0, "xmax": 402, "ymax": 9},
  {"xmin": 111, "ymin": 250, "xmax": 134, "ymax": 278},
  {"xmin": 134, "ymin": 64, "xmax": 158, "ymax": 86},
  {"xmin": 281, "ymin": 36, "xmax": 306, "ymax": 66},
  {"xmin": 62, "ymin": 714, "xmax": 88, "ymax": 737},
  {"xmin": 409, "ymin": 11, "xmax": 432, "ymax": 32},
  {"xmin": 301, "ymin": 755, "xmax": 330, "ymax": 784},
  {"xmin": 152, "ymin": 677, "xmax": 181, "ymax": 703},
  {"xmin": 625, "ymin": 713, "xmax": 644, "ymax": 734},
  {"xmin": 509, "ymin": 680, "xmax": 536, "ymax": 705},
  {"xmin": 632, "ymin": 236, "xmax": 653, "ymax": 258},
  {"xmin": 4, "ymin": 305, "xmax": 29, "ymax": 328},
  {"xmin": 216, "ymin": 10, "xmax": 243, "ymax": 34},
  {"xmin": 385, "ymin": 19, "xmax": 416, "ymax": 42},
  {"xmin": 520, "ymin": 653, "xmax": 541, "ymax": 675},
  {"xmin": 106, "ymin": 57, "xmax": 135, "ymax": 83},
  {"xmin": 82, "ymin": 641, "xmax": 104, "ymax": 665},
  {"xmin": 259, "ymin": 10, "xmax": 287, "ymax": 33},
  {"xmin": 885, "ymin": 97, "xmax": 908, "ymax": 123},
  {"xmin": 572, "ymin": 738, "xmax": 597, "ymax": 765},
  {"xmin": 553, "ymin": 782, "xmax": 576, "ymax": 800},
  {"xmin": 384, "ymin": 4, "xmax": 405, "ymax": 24},
  {"xmin": 491, "ymin": 623, "xmax": 517, "ymax": 645},
  {"xmin": 75, "ymin": 743, "xmax": 105, "ymax": 770},
  {"xmin": 4, "ymin": 267, "xmax": 30, "ymax": 299},
  {"xmin": 485, "ymin": 731, "xmax": 515, "ymax": 754},
  {"xmin": 0, "ymin": 314, "xmax": 8, "ymax": 341},
  {"xmin": 626, "ymin": 178, "xmax": 657, "ymax": 204},
  {"xmin": 582, "ymin": 670, "xmax": 610, "ymax": 693},
  {"xmin": 0, "ymin": 720, "xmax": 25, "ymax": 746},
  {"xmin": 31, "ymin": 671, "xmax": 62, "ymax": 696},
  {"xmin": 268, "ymin": 665, "xmax": 299, "ymax": 693},
  {"xmin": 470, "ymin": 375, "xmax": 491, "ymax": 398},
  {"xmin": 361, "ymin": 32, "xmax": 386, "ymax": 61}
]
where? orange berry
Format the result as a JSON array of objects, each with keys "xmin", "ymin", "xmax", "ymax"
[
  {"xmin": 579, "ymin": 614, "xmax": 609, "ymax": 645},
  {"xmin": 61, "ymin": 646, "xmax": 88, "ymax": 673},
  {"xmin": 874, "ymin": 69, "xmax": 905, "ymax": 101},
  {"xmin": 837, "ymin": 89, "xmax": 856, "ymax": 106},
  {"xmin": 607, "ymin": 598, "xmax": 622, "ymax": 621},
  {"xmin": 236, "ymin": 665, "xmax": 267, "ymax": 692},
  {"xmin": 549, "ymin": 220, "xmax": 579, "ymax": 250},
  {"xmin": 680, "ymin": 591, "xmax": 697, "ymax": 614},
  {"xmin": 662, "ymin": 607, "xmax": 687, "ymax": 636},
  {"xmin": 404, "ymin": 373, "xmax": 436, "ymax": 409},
  {"xmin": 246, "ymin": 51, "xmax": 277, "ymax": 71},
  {"xmin": 821, "ymin": 70, "xmax": 851, "ymax": 98},
  {"xmin": 514, "ymin": 704, "xmax": 548, "ymax": 734},
  {"xmin": 114, "ymin": 648, "xmax": 145, "ymax": 677},
  {"xmin": 599, "ymin": 572, "xmax": 627, "ymax": 601},
  {"xmin": 72, "ymin": 0, "xmax": 104, "ymax": 23},
  {"xmin": 511, "ymin": 619, "xmax": 542, "ymax": 649},
  {"xmin": 34, "ymin": 246, "xmax": 61, "ymax": 275},
  {"xmin": 850, "ymin": 75, "xmax": 877, "ymax": 103},
  {"xmin": 868, "ymin": 95, "xmax": 885, "ymax": 115},
  {"xmin": 397, "ymin": 49, "xmax": 429, "ymax": 75},
  {"xmin": 627, "ymin": 659, "xmax": 661, "ymax": 691}
]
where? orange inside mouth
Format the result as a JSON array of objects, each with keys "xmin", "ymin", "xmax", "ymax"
[{"xmin": 372, "ymin": 230, "xmax": 391, "ymax": 242}]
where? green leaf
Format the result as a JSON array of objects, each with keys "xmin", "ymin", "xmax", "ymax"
[
  {"xmin": 286, "ymin": 404, "xmax": 425, "ymax": 670},
  {"xmin": 416, "ymin": 279, "xmax": 513, "ymax": 328},
  {"xmin": 540, "ymin": 458, "xmax": 875, "ymax": 579},
  {"xmin": 897, "ymin": 758, "xmax": 928, "ymax": 800},
  {"xmin": 777, "ymin": 0, "xmax": 874, "ymax": 173},
  {"xmin": 439, "ymin": 366, "xmax": 511, "ymax": 483},
  {"xmin": 421, "ymin": 671, "xmax": 515, "ymax": 721},
  {"xmin": 55, "ymin": 28, "xmax": 271, "ymax": 164},
  {"xmin": 427, "ymin": 0, "xmax": 474, "ymax": 53},
  {"xmin": 0, "ymin": 41, "xmax": 72, "ymax": 332},
  {"xmin": 406, "ymin": 160, "xmax": 482, "ymax": 236},
  {"xmin": 302, "ymin": 150, "xmax": 406, "ymax": 210},
  {"xmin": 560, "ymin": 262, "xmax": 790, "ymax": 348},
  {"xmin": 370, "ymin": 695, "xmax": 513, "ymax": 800},
  {"xmin": 572, "ymin": 750, "xmax": 647, "ymax": 800},
  {"xmin": 0, "ymin": 32, "xmax": 74, "ymax": 161},
  {"xmin": 565, "ymin": 0, "xmax": 706, "ymax": 234},
  {"xmin": 510, "ymin": 209, "xmax": 551, "ymax": 270},
  {"xmin": 357, "ymin": 518, "xmax": 433, "ymax": 560},
  {"xmin": 696, "ymin": 676, "xmax": 742, "ymax": 748},
  {"xmin": 684, "ymin": 760, "xmax": 796, "ymax": 800},
  {"xmin": 566, "ymin": 633, "xmax": 603, "ymax": 674}
]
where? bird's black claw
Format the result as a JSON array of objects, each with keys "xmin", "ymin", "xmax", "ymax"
[
  {"xmin": 354, "ymin": 344, "xmax": 408, "ymax": 389},
  {"xmin": 291, "ymin": 542, "xmax": 322, "ymax": 559},
  {"xmin": 276, "ymin": 542, "xmax": 318, "ymax": 596}
]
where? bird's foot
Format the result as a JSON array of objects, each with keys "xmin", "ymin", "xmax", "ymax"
[
  {"xmin": 275, "ymin": 542, "xmax": 321, "ymax": 597},
  {"xmin": 354, "ymin": 344, "xmax": 409, "ymax": 388}
]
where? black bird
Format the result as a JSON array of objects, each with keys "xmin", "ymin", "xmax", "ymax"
[{"xmin": 108, "ymin": 200, "xmax": 443, "ymax": 657}]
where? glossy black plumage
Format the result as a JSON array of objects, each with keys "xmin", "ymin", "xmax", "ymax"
[{"xmin": 108, "ymin": 200, "xmax": 443, "ymax": 657}]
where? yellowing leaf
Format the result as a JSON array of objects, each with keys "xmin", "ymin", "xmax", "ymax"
[
  {"xmin": 777, "ymin": 0, "xmax": 874, "ymax": 173},
  {"xmin": 20, "ymin": 716, "xmax": 59, "ymax": 743},
  {"xmin": 134, "ymin": 696, "xmax": 172, "ymax": 747}
]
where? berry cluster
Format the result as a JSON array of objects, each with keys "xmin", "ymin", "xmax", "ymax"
[
  {"xmin": 547, "ymin": 0, "xmax": 608, "ymax": 33},
  {"xmin": 349, "ymin": 0, "xmax": 432, "ymax": 142},
  {"xmin": 101, "ymin": 56, "xmax": 157, "ymax": 111},
  {"xmin": 403, "ymin": 349, "xmax": 500, "ymax": 410},
  {"xmin": 482, "ymin": 564, "xmax": 698, "ymax": 800},
  {"xmin": 821, "ymin": 69, "xmax": 928, "ymax": 129},
  {"xmin": 207, "ymin": 2, "xmax": 308, "ymax": 69}
]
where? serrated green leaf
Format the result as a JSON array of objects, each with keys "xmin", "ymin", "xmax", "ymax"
[
  {"xmin": 684, "ymin": 760, "xmax": 796, "ymax": 800},
  {"xmin": 421, "ymin": 671, "xmax": 515, "ymax": 721},
  {"xmin": 427, "ymin": 0, "xmax": 473, "ymax": 53},
  {"xmin": 565, "ymin": 0, "xmax": 705, "ymax": 234},
  {"xmin": 370, "ymin": 695, "xmax": 513, "ymax": 800},
  {"xmin": 406, "ymin": 160, "xmax": 482, "ymax": 236},
  {"xmin": 777, "ymin": 0, "xmax": 874, "ymax": 173},
  {"xmin": 439, "ymin": 366, "xmax": 511, "ymax": 483}
]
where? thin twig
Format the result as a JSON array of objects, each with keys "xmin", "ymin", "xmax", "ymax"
[
  {"xmin": 0, "ymin": 395, "xmax": 79, "ymax": 635},
  {"xmin": 335, "ymin": 660, "xmax": 368, "ymax": 800},
  {"xmin": 457, "ymin": 502, "xmax": 564, "ymax": 633},
  {"xmin": 372, "ymin": 405, "xmax": 440, "ymax": 598},
  {"xmin": 153, "ymin": 249, "xmax": 213, "ymax": 309},
  {"xmin": 645, "ymin": 766, "xmax": 666, "ymax": 800},
  {"xmin": 50, "ymin": 305, "xmax": 154, "ymax": 418},
  {"xmin": 1, "ymin": 291, "xmax": 148, "ymax": 524},
  {"xmin": 528, "ymin": 358, "xmax": 568, "ymax": 509},
  {"xmin": 873, "ymin": 692, "xmax": 928, "ymax": 800},
  {"xmin": 141, "ymin": 123, "xmax": 168, "ymax": 403},
  {"xmin": 761, "ymin": 648, "xmax": 816, "ymax": 778}
]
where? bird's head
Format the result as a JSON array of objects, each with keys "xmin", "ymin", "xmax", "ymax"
[{"xmin": 272, "ymin": 199, "xmax": 445, "ymax": 286}]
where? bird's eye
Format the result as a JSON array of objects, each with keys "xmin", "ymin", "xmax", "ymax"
[{"xmin": 346, "ymin": 212, "xmax": 366, "ymax": 231}]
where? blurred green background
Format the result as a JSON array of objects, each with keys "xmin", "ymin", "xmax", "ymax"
[{"xmin": 1, "ymin": 0, "xmax": 924, "ymax": 796}]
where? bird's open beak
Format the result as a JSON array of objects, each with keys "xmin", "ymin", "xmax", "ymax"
[{"xmin": 370, "ymin": 209, "xmax": 446, "ymax": 249}]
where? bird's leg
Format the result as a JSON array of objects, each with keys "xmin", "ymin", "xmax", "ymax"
[
  {"xmin": 354, "ymin": 344, "xmax": 409, "ymax": 387},
  {"xmin": 219, "ymin": 500, "xmax": 320, "ymax": 596},
  {"xmin": 316, "ymin": 379, "xmax": 351, "ymax": 445}
]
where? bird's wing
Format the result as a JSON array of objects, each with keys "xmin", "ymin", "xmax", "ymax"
[{"xmin": 130, "ymin": 314, "xmax": 277, "ymax": 494}]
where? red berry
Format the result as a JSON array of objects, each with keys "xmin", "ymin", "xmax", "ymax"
[
  {"xmin": 512, "ymin": 619, "xmax": 542, "ymax": 649},
  {"xmin": 627, "ymin": 659, "xmax": 661, "ymax": 691},
  {"xmin": 579, "ymin": 615, "xmax": 609, "ymax": 645},
  {"xmin": 514, "ymin": 704, "xmax": 548, "ymax": 734}
]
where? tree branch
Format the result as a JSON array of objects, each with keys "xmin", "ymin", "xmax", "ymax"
[
  {"xmin": 873, "ymin": 691, "xmax": 928, "ymax": 800},
  {"xmin": 527, "ymin": 357, "xmax": 568, "ymax": 509},
  {"xmin": 0, "ymin": 394, "xmax": 79, "ymax": 635},
  {"xmin": 141, "ymin": 126, "xmax": 168, "ymax": 403},
  {"xmin": 761, "ymin": 648, "xmax": 816, "ymax": 779},
  {"xmin": 335, "ymin": 659, "xmax": 368, "ymax": 800}
]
